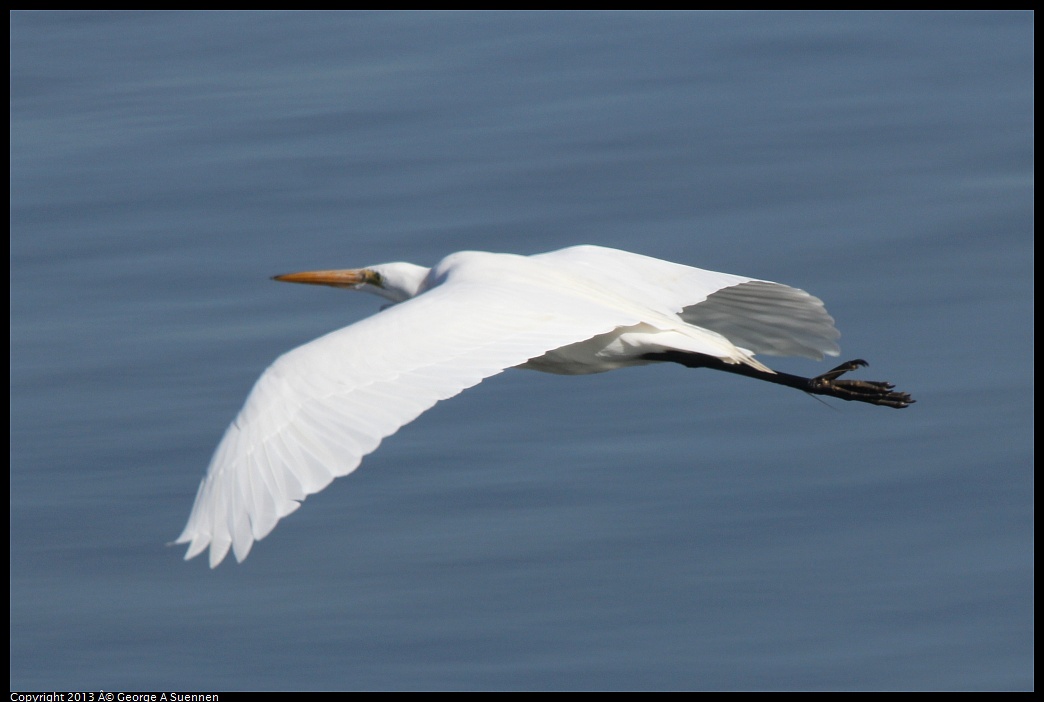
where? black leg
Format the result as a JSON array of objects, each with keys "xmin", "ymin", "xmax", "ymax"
[{"xmin": 641, "ymin": 352, "xmax": 914, "ymax": 409}]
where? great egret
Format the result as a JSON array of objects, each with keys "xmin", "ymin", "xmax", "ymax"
[{"xmin": 176, "ymin": 245, "xmax": 912, "ymax": 567}]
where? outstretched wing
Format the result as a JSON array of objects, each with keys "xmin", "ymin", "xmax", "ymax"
[
  {"xmin": 534, "ymin": 246, "xmax": 840, "ymax": 360},
  {"xmin": 682, "ymin": 280, "xmax": 840, "ymax": 359},
  {"xmin": 177, "ymin": 259, "xmax": 654, "ymax": 567}
]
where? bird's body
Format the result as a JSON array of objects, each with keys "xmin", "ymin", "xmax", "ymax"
[{"xmin": 176, "ymin": 245, "xmax": 911, "ymax": 567}]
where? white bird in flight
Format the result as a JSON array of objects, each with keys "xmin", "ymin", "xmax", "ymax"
[{"xmin": 176, "ymin": 245, "xmax": 911, "ymax": 567}]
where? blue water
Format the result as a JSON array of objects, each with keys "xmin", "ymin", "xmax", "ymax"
[{"xmin": 10, "ymin": 11, "xmax": 1033, "ymax": 691}]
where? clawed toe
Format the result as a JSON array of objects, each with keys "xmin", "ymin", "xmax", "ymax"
[
  {"xmin": 816, "ymin": 359, "xmax": 869, "ymax": 382},
  {"xmin": 810, "ymin": 359, "xmax": 914, "ymax": 408}
]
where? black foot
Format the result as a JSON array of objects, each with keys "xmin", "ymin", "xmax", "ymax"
[{"xmin": 808, "ymin": 359, "xmax": 914, "ymax": 409}]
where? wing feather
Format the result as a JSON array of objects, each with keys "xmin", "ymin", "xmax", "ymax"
[
  {"xmin": 176, "ymin": 271, "xmax": 648, "ymax": 566},
  {"xmin": 682, "ymin": 281, "xmax": 840, "ymax": 359},
  {"xmin": 537, "ymin": 246, "xmax": 839, "ymax": 360}
]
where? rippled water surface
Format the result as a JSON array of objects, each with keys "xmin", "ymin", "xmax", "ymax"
[{"xmin": 10, "ymin": 11, "xmax": 1033, "ymax": 690}]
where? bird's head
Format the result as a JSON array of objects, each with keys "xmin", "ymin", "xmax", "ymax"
[{"xmin": 274, "ymin": 261, "xmax": 431, "ymax": 304}]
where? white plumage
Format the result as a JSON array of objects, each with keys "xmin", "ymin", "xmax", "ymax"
[{"xmin": 177, "ymin": 245, "xmax": 911, "ymax": 568}]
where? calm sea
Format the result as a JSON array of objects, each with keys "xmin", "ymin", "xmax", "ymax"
[{"xmin": 10, "ymin": 11, "xmax": 1033, "ymax": 690}]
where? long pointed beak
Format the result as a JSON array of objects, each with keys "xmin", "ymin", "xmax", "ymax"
[{"xmin": 273, "ymin": 268, "xmax": 381, "ymax": 289}]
